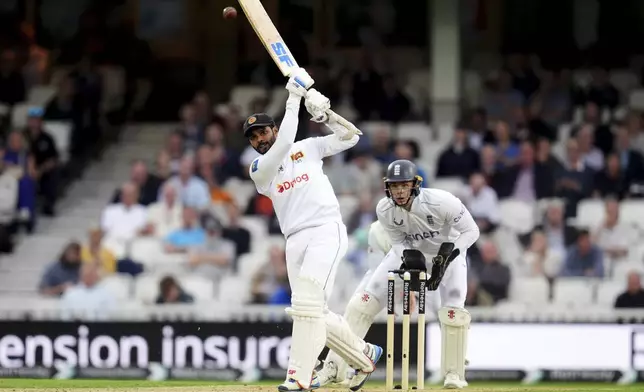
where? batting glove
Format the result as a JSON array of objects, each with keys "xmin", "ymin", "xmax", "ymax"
[
  {"xmin": 305, "ymin": 88, "xmax": 330, "ymax": 123},
  {"xmin": 286, "ymin": 67, "xmax": 314, "ymax": 97}
]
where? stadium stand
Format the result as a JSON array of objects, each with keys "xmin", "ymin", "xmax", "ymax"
[{"xmin": 1, "ymin": 3, "xmax": 644, "ymax": 327}]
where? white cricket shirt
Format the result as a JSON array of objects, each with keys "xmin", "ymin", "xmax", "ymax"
[
  {"xmin": 367, "ymin": 221, "xmax": 392, "ymax": 270},
  {"xmin": 376, "ymin": 188, "xmax": 480, "ymax": 260},
  {"xmin": 249, "ymin": 95, "xmax": 359, "ymax": 237}
]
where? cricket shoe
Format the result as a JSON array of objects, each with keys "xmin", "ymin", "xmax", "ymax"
[
  {"xmin": 315, "ymin": 360, "xmax": 341, "ymax": 387},
  {"xmin": 348, "ymin": 344, "xmax": 383, "ymax": 392},
  {"xmin": 277, "ymin": 371, "xmax": 321, "ymax": 391},
  {"xmin": 443, "ymin": 372, "xmax": 468, "ymax": 389}
]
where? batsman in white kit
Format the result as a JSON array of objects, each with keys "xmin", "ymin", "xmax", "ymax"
[
  {"xmin": 318, "ymin": 159, "xmax": 479, "ymax": 389},
  {"xmin": 245, "ymin": 67, "xmax": 382, "ymax": 392}
]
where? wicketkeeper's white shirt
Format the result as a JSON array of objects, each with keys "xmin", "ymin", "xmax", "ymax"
[
  {"xmin": 249, "ymin": 96, "xmax": 359, "ymax": 238},
  {"xmin": 376, "ymin": 188, "xmax": 480, "ymax": 259}
]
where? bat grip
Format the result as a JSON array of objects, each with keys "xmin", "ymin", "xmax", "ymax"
[{"xmin": 326, "ymin": 110, "xmax": 363, "ymax": 135}]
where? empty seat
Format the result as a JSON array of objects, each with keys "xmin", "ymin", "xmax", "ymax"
[
  {"xmin": 358, "ymin": 121, "xmax": 393, "ymax": 139},
  {"xmin": 629, "ymin": 89, "xmax": 644, "ymax": 111},
  {"xmin": 224, "ymin": 178, "xmax": 257, "ymax": 211},
  {"xmin": 230, "ymin": 85, "xmax": 267, "ymax": 117},
  {"xmin": 239, "ymin": 216, "xmax": 268, "ymax": 252},
  {"xmin": 129, "ymin": 237, "xmax": 165, "ymax": 266},
  {"xmin": 177, "ymin": 275, "xmax": 215, "ymax": 302},
  {"xmin": 28, "ymin": 86, "xmax": 57, "ymax": 106},
  {"xmin": 595, "ymin": 280, "xmax": 624, "ymax": 306},
  {"xmin": 396, "ymin": 122, "xmax": 432, "ymax": 155},
  {"xmin": 237, "ymin": 253, "xmax": 265, "ymax": 278},
  {"xmin": 509, "ymin": 276, "xmax": 550, "ymax": 305},
  {"xmin": 133, "ymin": 274, "xmax": 162, "ymax": 304},
  {"xmin": 218, "ymin": 276, "xmax": 250, "ymax": 304},
  {"xmin": 431, "ymin": 177, "xmax": 464, "ymax": 197},
  {"xmin": 266, "ymin": 87, "xmax": 288, "ymax": 118},
  {"xmin": 462, "ymin": 70, "xmax": 483, "ymax": 107},
  {"xmin": 100, "ymin": 274, "xmax": 133, "ymax": 300},
  {"xmin": 98, "ymin": 66, "xmax": 126, "ymax": 113},
  {"xmin": 575, "ymin": 199, "xmax": 605, "ymax": 229},
  {"xmin": 44, "ymin": 121, "xmax": 72, "ymax": 163},
  {"xmin": 609, "ymin": 70, "xmax": 639, "ymax": 96},
  {"xmin": 552, "ymin": 278, "xmax": 594, "ymax": 307},
  {"xmin": 11, "ymin": 103, "xmax": 31, "ymax": 128},
  {"xmin": 619, "ymin": 200, "xmax": 644, "ymax": 228},
  {"xmin": 612, "ymin": 261, "xmax": 644, "ymax": 280},
  {"xmin": 499, "ymin": 199, "xmax": 535, "ymax": 234}
]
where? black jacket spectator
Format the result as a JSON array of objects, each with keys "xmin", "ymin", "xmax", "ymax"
[
  {"xmin": 25, "ymin": 108, "xmax": 60, "ymax": 215},
  {"xmin": 112, "ymin": 160, "xmax": 162, "ymax": 206},
  {"xmin": 613, "ymin": 128, "xmax": 644, "ymax": 189},
  {"xmin": 497, "ymin": 163, "xmax": 555, "ymax": 200},
  {"xmin": 352, "ymin": 56, "xmax": 384, "ymax": 121},
  {"xmin": 44, "ymin": 76, "xmax": 77, "ymax": 120},
  {"xmin": 593, "ymin": 153, "xmax": 629, "ymax": 199},
  {"xmin": 378, "ymin": 75, "xmax": 410, "ymax": 123},
  {"xmin": 495, "ymin": 142, "xmax": 555, "ymax": 200},
  {"xmin": 615, "ymin": 272, "xmax": 644, "ymax": 309},
  {"xmin": 112, "ymin": 175, "xmax": 162, "ymax": 206},
  {"xmin": 0, "ymin": 49, "xmax": 25, "ymax": 106},
  {"xmin": 554, "ymin": 140, "xmax": 595, "ymax": 218},
  {"xmin": 221, "ymin": 204, "xmax": 251, "ymax": 261},
  {"xmin": 476, "ymin": 242, "xmax": 511, "ymax": 303},
  {"xmin": 580, "ymin": 68, "xmax": 620, "ymax": 109},
  {"xmin": 436, "ymin": 128, "xmax": 480, "ymax": 179}
]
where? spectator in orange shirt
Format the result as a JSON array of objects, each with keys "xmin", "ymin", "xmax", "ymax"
[{"xmin": 195, "ymin": 145, "xmax": 234, "ymax": 205}]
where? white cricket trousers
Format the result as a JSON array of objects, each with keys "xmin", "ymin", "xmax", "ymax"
[{"xmin": 285, "ymin": 221, "xmax": 348, "ymax": 299}]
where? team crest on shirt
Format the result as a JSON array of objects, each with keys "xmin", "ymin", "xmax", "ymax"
[
  {"xmin": 426, "ymin": 215, "xmax": 434, "ymax": 225},
  {"xmin": 290, "ymin": 151, "xmax": 304, "ymax": 162}
]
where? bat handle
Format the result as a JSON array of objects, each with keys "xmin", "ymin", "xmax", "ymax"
[{"xmin": 326, "ymin": 110, "xmax": 363, "ymax": 135}]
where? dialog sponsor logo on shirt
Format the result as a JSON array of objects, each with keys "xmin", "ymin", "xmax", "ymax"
[{"xmin": 277, "ymin": 173, "xmax": 309, "ymax": 193}]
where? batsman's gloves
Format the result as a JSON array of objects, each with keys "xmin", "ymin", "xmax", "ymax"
[
  {"xmin": 304, "ymin": 89, "xmax": 330, "ymax": 123},
  {"xmin": 286, "ymin": 67, "xmax": 314, "ymax": 97},
  {"xmin": 427, "ymin": 242, "xmax": 460, "ymax": 291}
]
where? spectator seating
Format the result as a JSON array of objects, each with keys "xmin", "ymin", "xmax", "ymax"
[
  {"xmin": 230, "ymin": 85, "xmax": 267, "ymax": 117},
  {"xmin": 6, "ymin": 54, "xmax": 644, "ymax": 319}
]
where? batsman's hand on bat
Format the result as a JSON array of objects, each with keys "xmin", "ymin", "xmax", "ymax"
[
  {"xmin": 304, "ymin": 89, "xmax": 330, "ymax": 123},
  {"xmin": 285, "ymin": 67, "xmax": 314, "ymax": 98}
]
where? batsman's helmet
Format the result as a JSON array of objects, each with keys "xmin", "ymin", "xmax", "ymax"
[
  {"xmin": 243, "ymin": 113, "xmax": 276, "ymax": 137},
  {"xmin": 383, "ymin": 159, "xmax": 422, "ymax": 199}
]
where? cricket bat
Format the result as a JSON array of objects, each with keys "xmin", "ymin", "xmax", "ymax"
[{"xmin": 237, "ymin": 0, "xmax": 362, "ymax": 135}]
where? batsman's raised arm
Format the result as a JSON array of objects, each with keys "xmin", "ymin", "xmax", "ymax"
[{"xmin": 247, "ymin": 67, "xmax": 313, "ymax": 187}]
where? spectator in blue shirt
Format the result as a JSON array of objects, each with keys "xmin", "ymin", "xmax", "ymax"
[
  {"xmin": 561, "ymin": 229, "xmax": 604, "ymax": 278},
  {"xmin": 160, "ymin": 155, "xmax": 210, "ymax": 210},
  {"xmin": 164, "ymin": 207, "xmax": 206, "ymax": 253},
  {"xmin": 493, "ymin": 120, "xmax": 520, "ymax": 169},
  {"xmin": 2, "ymin": 131, "xmax": 37, "ymax": 231},
  {"xmin": 38, "ymin": 242, "xmax": 82, "ymax": 296}
]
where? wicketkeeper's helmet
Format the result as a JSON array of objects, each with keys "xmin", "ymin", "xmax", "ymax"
[{"xmin": 383, "ymin": 159, "xmax": 422, "ymax": 199}]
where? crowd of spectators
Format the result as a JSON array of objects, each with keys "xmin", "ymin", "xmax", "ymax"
[
  {"xmin": 29, "ymin": 38, "xmax": 644, "ymax": 311},
  {"xmin": 0, "ymin": 6, "xmax": 153, "ymax": 254}
]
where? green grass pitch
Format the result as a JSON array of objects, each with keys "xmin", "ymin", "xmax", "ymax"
[{"xmin": 0, "ymin": 379, "xmax": 642, "ymax": 391}]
